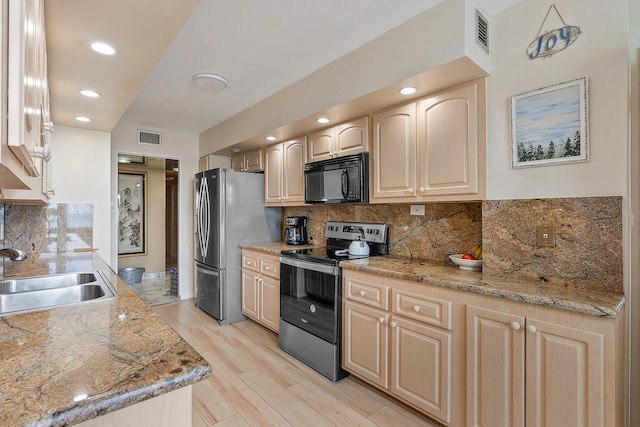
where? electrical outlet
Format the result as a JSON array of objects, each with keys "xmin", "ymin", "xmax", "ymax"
[
  {"xmin": 410, "ymin": 205, "xmax": 425, "ymax": 216},
  {"xmin": 536, "ymin": 224, "xmax": 556, "ymax": 247}
]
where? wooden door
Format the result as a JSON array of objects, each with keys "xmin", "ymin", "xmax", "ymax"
[
  {"xmin": 343, "ymin": 300, "xmax": 389, "ymax": 389},
  {"xmin": 417, "ymin": 83, "xmax": 479, "ymax": 197},
  {"xmin": 244, "ymin": 149, "xmax": 263, "ymax": 172},
  {"xmin": 467, "ymin": 305, "xmax": 525, "ymax": 427},
  {"xmin": 307, "ymin": 129, "xmax": 334, "ymax": 162},
  {"xmin": 525, "ymin": 317, "xmax": 605, "ymax": 427},
  {"xmin": 263, "ymin": 143, "xmax": 283, "ymax": 205},
  {"xmin": 230, "ymin": 154, "xmax": 245, "ymax": 172},
  {"xmin": 282, "ymin": 138, "xmax": 306, "ymax": 204},
  {"xmin": 335, "ymin": 117, "xmax": 369, "ymax": 157},
  {"xmin": 372, "ymin": 103, "xmax": 417, "ymax": 202},
  {"xmin": 241, "ymin": 271, "xmax": 259, "ymax": 321},
  {"xmin": 259, "ymin": 275, "xmax": 280, "ymax": 333},
  {"xmin": 390, "ymin": 315, "xmax": 452, "ymax": 424}
]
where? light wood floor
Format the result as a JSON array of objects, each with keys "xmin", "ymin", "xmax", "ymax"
[{"xmin": 154, "ymin": 299, "xmax": 442, "ymax": 427}]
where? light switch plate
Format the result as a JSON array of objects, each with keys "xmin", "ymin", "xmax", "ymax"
[
  {"xmin": 410, "ymin": 205, "xmax": 425, "ymax": 216},
  {"xmin": 536, "ymin": 224, "xmax": 556, "ymax": 247}
]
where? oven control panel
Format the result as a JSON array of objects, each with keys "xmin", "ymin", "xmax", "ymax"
[{"xmin": 325, "ymin": 221, "xmax": 389, "ymax": 244}]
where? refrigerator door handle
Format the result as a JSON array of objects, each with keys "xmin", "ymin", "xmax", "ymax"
[{"xmin": 197, "ymin": 176, "xmax": 211, "ymax": 258}]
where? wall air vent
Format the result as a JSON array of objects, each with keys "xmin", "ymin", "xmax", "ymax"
[
  {"xmin": 475, "ymin": 8, "xmax": 489, "ymax": 54},
  {"xmin": 138, "ymin": 130, "xmax": 162, "ymax": 146}
]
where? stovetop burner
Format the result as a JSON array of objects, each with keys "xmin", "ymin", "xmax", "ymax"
[{"xmin": 280, "ymin": 221, "xmax": 389, "ymax": 265}]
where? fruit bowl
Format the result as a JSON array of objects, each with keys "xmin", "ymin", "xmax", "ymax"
[{"xmin": 449, "ymin": 254, "xmax": 482, "ymax": 271}]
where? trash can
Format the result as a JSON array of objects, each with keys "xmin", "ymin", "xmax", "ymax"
[
  {"xmin": 170, "ymin": 268, "xmax": 178, "ymax": 296},
  {"xmin": 118, "ymin": 267, "xmax": 145, "ymax": 285}
]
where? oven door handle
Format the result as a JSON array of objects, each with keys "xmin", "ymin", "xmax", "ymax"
[{"xmin": 280, "ymin": 256, "xmax": 340, "ymax": 276}]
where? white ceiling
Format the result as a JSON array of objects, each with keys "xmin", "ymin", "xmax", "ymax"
[{"xmin": 45, "ymin": 0, "xmax": 521, "ymax": 137}]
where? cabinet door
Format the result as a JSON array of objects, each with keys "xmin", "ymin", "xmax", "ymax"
[
  {"xmin": 282, "ymin": 138, "xmax": 306, "ymax": 204},
  {"xmin": 390, "ymin": 315, "xmax": 452, "ymax": 424},
  {"xmin": 417, "ymin": 83, "xmax": 480, "ymax": 197},
  {"xmin": 230, "ymin": 154, "xmax": 245, "ymax": 172},
  {"xmin": 307, "ymin": 129, "xmax": 334, "ymax": 162},
  {"xmin": 244, "ymin": 149, "xmax": 264, "ymax": 172},
  {"xmin": 343, "ymin": 300, "xmax": 389, "ymax": 389},
  {"xmin": 372, "ymin": 103, "xmax": 417, "ymax": 202},
  {"xmin": 525, "ymin": 318, "xmax": 605, "ymax": 427},
  {"xmin": 264, "ymin": 143, "xmax": 284, "ymax": 205},
  {"xmin": 334, "ymin": 117, "xmax": 369, "ymax": 157},
  {"xmin": 259, "ymin": 275, "xmax": 280, "ymax": 333},
  {"xmin": 467, "ymin": 305, "xmax": 525, "ymax": 427},
  {"xmin": 241, "ymin": 271, "xmax": 259, "ymax": 321}
]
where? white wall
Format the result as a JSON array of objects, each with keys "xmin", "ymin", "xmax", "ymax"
[
  {"xmin": 486, "ymin": 0, "xmax": 628, "ymax": 199},
  {"xmin": 50, "ymin": 125, "xmax": 112, "ymax": 264},
  {"xmin": 111, "ymin": 122, "xmax": 199, "ymax": 299}
]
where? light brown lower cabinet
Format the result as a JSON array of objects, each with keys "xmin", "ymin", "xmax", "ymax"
[
  {"xmin": 241, "ymin": 249, "xmax": 280, "ymax": 333},
  {"xmin": 467, "ymin": 300, "xmax": 624, "ymax": 427},
  {"xmin": 342, "ymin": 269, "xmax": 624, "ymax": 427},
  {"xmin": 342, "ymin": 269, "xmax": 462, "ymax": 425}
]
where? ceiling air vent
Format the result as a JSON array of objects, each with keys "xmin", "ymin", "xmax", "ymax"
[
  {"xmin": 475, "ymin": 8, "xmax": 489, "ymax": 54},
  {"xmin": 138, "ymin": 130, "xmax": 162, "ymax": 146}
]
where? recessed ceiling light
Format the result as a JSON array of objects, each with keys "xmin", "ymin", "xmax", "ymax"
[
  {"xmin": 79, "ymin": 89, "xmax": 101, "ymax": 98},
  {"xmin": 193, "ymin": 73, "xmax": 229, "ymax": 91},
  {"xmin": 90, "ymin": 42, "xmax": 117, "ymax": 55},
  {"xmin": 231, "ymin": 148, "xmax": 241, "ymax": 153},
  {"xmin": 316, "ymin": 117, "xmax": 330, "ymax": 124},
  {"xmin": 266, "ymin": 136, "xmax": 276, "ymax": 141},
  {"xmin": 75, "ymin": 116, "xmax": 91, "ymax": 122},
  {"xmin": 399, "ymin": 86, "xmax": 417, "ymax": 95}
]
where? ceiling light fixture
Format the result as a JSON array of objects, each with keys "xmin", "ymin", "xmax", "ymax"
[
  {"xmin": 316, "ymin": 117, "xmax": 330, "ymax": 124},
  {"xmin": 399, "ymin": 86, "xmax": 417, "ymax": 95},
  {"xmin": 79, "ymin": 89, "xmax": 101, "ymax": 98},
  {"xmin": 75, "ymin": 116, "xmax": 91, "ymax": 122},
  {"xmin": 193, "ymin": 73, "xmax": 229, "ymax": 91},
  {"xmin": 231, "ymin": 148, "xmax": 241, "ymax": 153},
  {"xmin": 266, "ymin": 136, "xmax": 276, "ymax": 141},
  {"xmin": 90, "ymin": 42, "xmax": 117, "ymax": 56}
]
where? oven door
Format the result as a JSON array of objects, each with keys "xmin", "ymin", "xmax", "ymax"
[{"xmin": 279, "ymin": 257, "xmax": 341, "ymax": 343}]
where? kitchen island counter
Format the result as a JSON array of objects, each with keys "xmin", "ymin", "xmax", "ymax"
[
  {"xmin": 0, "ymin": 251, "xmax": 211, "ymax": 427},
  {"xmin": 340, "ymin": 255, "xmax": 625, "ymax": 318}
]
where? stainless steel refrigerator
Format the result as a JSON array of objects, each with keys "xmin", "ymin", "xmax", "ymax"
[{"xmin": 194, "ymin": 168, "xmax": 281, "ymax": 325}]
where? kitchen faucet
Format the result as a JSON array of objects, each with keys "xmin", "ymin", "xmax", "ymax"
[{"xmin": 0, "ymin": 248, "xmax": 27, "ymax": 261}]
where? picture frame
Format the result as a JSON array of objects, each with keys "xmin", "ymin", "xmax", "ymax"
[
  {"xmin": 510, "ymin": 77, "xmax": 588, "ymax": 168},
  {"xmin": 118, "ymin": 172, "xmax": 146, "ymax": 255}
]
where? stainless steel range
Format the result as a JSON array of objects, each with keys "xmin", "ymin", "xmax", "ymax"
[{"xmin": 279, "ymin": 221, "xmax": 389, "ymax": 381}]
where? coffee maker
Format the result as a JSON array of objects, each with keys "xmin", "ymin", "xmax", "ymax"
[{"xmin": 283, "ymin": 216, "xmax": 308, "ymax": 245}]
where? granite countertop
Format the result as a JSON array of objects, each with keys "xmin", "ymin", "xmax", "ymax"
[
  {"xmin": 0, "ymin": 251, "xmax": 211, "ymax": 427},
  {"xmin": 340, "ymin": 255, "xmax": 626, "ymax": 318},
  {"xmin": 240, "ymin": 241, "xmax": 322, "ymax": 255},
  {"xmin": 240, "ymin": 242, "xmax": 625, "ymax": 317}
]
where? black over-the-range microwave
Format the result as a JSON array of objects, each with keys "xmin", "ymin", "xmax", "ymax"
[{"xmin": 304, "ymin": 152, "xmax": 369, "ymax": 204}]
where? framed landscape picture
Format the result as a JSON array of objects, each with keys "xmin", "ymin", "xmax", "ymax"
[
  {"xmin": 510, "ymin": 77, "xmax": 588, "ymax": 168},
  {"xmin": 118, "ymin": 172, "xmax": 146, "ymax": 255}
]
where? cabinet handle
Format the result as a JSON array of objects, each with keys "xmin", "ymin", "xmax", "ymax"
[
  {"xmin": 378, "ymin": 317, "xmax": 385, "ymax": 324},
  {"xmin": 419, "ymin": 187, "xmax": 426, "ymax": 194},
  {"xmin": 407, "ymin": 188, "xmax": 415, "ymax": 194},
  {"xmin": 391, "ymin": 321, "xmax": 397, "ymax": 328},
  {"xmin": 333, "ymin": 151, "xmax": 338, "ymax": 157},
  {"xmin": 413, "ymin": 305, "xmax": 420, "ymax": 313},
  {"xmin": 264, "ymin": 266, "xmax": 271, "ymax": 271},
  {"xmin": 510, "ymin": 321, "xmax": 521, "ymax": 330},
  {"xmin": 359, "ymin": 290, "xmax": 366, "ymax": 296},
  {"xmin": 527, "ymin": 324, "xmax": 537, "ymax": 334}
]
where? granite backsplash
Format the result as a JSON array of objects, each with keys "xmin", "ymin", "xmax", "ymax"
[
  {"xmin": 1, "ymin": 204, "xmax": 94, "ymax": 254},
  {"xmin": 285, "ymin": 196, "xmax": 623, "ymax": 294}
]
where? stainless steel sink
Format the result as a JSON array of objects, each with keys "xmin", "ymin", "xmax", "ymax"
[{"xmin": 0, "ymin": 271, "xmax": 119, "ymax": 316}]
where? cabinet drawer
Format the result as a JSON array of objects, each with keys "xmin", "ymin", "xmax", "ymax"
[
  {"xmin": 259, "ymin": 257, "xmax": 280, "ymax": 279},
  {"xmin": 392, "ymin": 289, "xmax": 452, "ymax": 330},
  {"xmin": 242, "ymin": 253, "xmax": 260, "ymax": 272},
  {"xmin": 345, "ymin": 274, "xmax": 389, "ymax": 310}
]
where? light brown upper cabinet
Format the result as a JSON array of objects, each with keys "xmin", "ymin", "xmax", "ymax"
[
  {"xmin": 231, "ymin": 149, "xmax": 263, "ymax": 172},
  {"xmin": 264, "ymin": 137, "xmax": 306, "ymax": 206},
  {"xmin": 372, "ymin": 80, "xmax": 485, "ymax": 203},
  {"xmin": 307, "ymin": 117, "xmax": 369, "ymax": 163}
]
